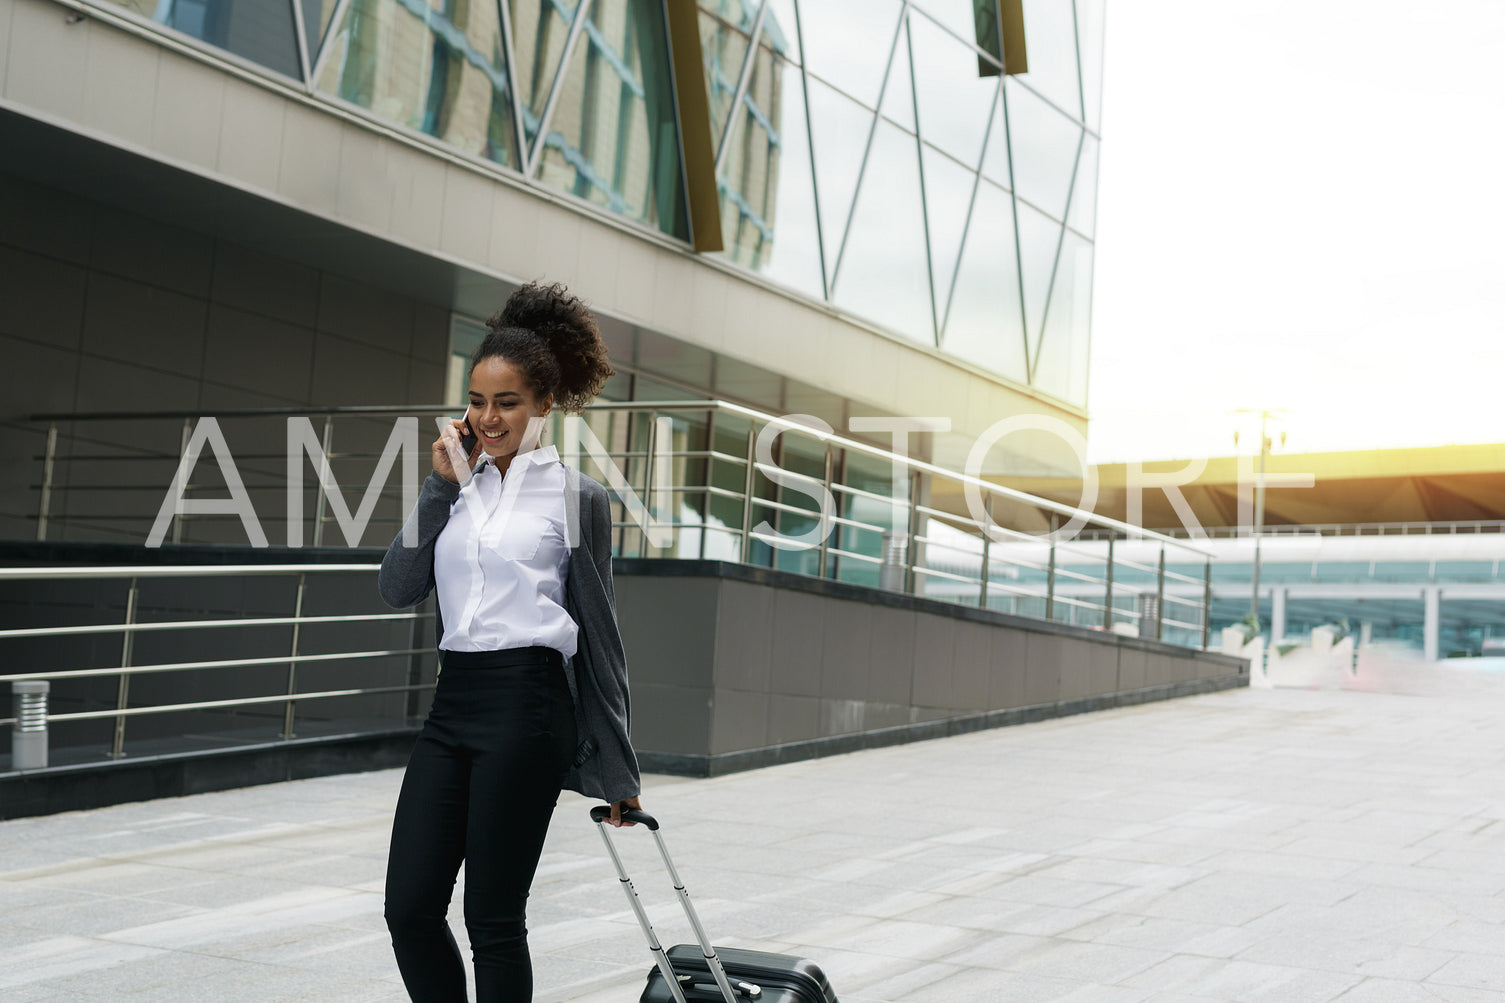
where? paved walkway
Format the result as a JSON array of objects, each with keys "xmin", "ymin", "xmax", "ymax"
[{"xmin": 4, "ymin": 666, "xmax": 1505, "ymax": 1001}]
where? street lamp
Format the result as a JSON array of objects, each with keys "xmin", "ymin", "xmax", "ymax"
[{"xmin": 1234, "ymin": 409, "xmax": 1286, "ymax": 625}]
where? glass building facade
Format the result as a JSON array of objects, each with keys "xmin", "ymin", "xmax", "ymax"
[{"xmin": 96, "ymin": 0, "xmax": 1103, "ymax": 406}]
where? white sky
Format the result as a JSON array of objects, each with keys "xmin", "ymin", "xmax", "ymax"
[{"xmin": 1085, "ymin": 0, "xmax": 1505, "ymax": 464}]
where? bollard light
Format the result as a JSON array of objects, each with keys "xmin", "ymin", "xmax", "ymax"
[{"xmin": 12, "ymin": 680, "xmax": 49, "ymax": 770}]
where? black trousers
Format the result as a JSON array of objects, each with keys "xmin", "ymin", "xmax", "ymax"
[{"xmin": 385, "ymin": 645, "xmax": 577, "ymax": 1002}]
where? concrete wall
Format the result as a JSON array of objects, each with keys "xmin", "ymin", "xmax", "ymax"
[
  {"xmin": 615, "ymin": 561, "xmax": 1249, "ymax": 775},
  {"xmin": 2, "ymin": 545, "xmax": 1245, "ymax": 784}
]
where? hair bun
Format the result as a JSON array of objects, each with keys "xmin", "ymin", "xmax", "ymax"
[{"xmin": 491, "ymin": 281, "xmax": 615, "ymax": 413}]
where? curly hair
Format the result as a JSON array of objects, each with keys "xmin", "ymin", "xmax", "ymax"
[{"xmin": 470, "ymin": 281, "xmax": 615, "ymax": 414}]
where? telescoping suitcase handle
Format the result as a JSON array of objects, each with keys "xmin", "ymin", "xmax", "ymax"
[{"xmin": 590, "ymin": 806, "xmax": 762, "ymax": 1003}]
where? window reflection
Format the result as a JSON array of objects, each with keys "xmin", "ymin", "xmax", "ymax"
[
  {"xmin": 832, "ymin": 121, "xmax": 933, "ymax": 346},
  {"xmin": 508, "ymin": 0, "xmax": 573, "ymax": 124},
  {"xmin": 1034, "ymin": 230, "xmax": 1093, "ymax": 405},
  {"xmin": 796, "ymin": 0, "xmax": 903, "ymax": 107},
  {"xmin": 696, "ymin": 10, "xmax": 751, "ymax": 153},
  {"xmin": 1015, "ymin": 195, "xmax": 1064, "ymax": 356},
  {"xmin": 1005, "ymin": 79, "xmax": 1081, "ymax": 221},
  {"xmin": 716, "ymin": 43, "xmax": 825, "ymax": 300},
  {"xmin": 944, "ymin": 180, "xmax": 1027, "ymax": 382},
  {"xmin": 1018, "ymin": 0, "xmax": 1082, "ymax": 119},
  {"xmin": 1067, "ymin": 135, "xmax": 1098, "ymax": 238},
  {"xmin": 909, "ymin": 9, "xmax": 996, "ymax": 166},
  {"xmin": 104, "ymin": 0, "xmax": 300, "ymax": 78},
  {"xmin": 530, "ymin": 0, "xmax": 690, "ymax": 239},
  {"xmin": 317, "ymin": 0, "xmax": 520, "ymax": 169},
  {"xmin": 920, "ymin": 143, "xmax": 975, "ymax": 321},
  {"xmin": 1075, "ymin": 0, "xmax": 1106, "ymax": 130},
  {"xmin": 805, "ymin": 78, "xmax": 873, "ymax": 289},
  {"xmin": 303, "ymin": 0, "xmax": 341, "ymax": 64}
]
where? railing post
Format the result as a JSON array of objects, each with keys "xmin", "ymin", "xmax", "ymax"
[
  {"xmin": 282, "ymin": 573, "xmax": 307, "ymax": 739},
  {"xmin": 1155, "ymin": 546, "xmax": 1166, "ymax": 640},
  {"xmin": 817, "ymin": 443, "xmax": 833, "ymax": 579},
  {"xmin": 1045, "ymin": 540, "xmax": 1057, "ymax": 620},
  {"xmin": 111, "ymin": 577, "xmax": 140, "ymax": 759},
  {"xmin": 1201, "ymin": 558, "xmax": 1213, "ymax": 649},
  {"xmin": 699, "ymin": 409, "xmax": 715, "ymax": 561},
  {"xmin": 642, "ymin": 410, "xmax": 659, "ymax": 557},
  {"xmin": 311, "ymin": 416, "xmax": 334, "ymax": 548},
  {"xmin": 36, "ymin": 422, "xmax": 57, "ymax": 542},
  {"xmin": 12, "ymin": 680, "xmax": 50, "ymax": 769},
  {"xmin": 903, "ymin": 469, "xmax": 922, "ymax": 595},
  {"xmin": 739, "ymin": 425, "xmax": 756, "ymax": 564},
  {"xmin": 171, "ymin": 418, "xmax": 192, "ymax": 544},
  {"xmin": 978, "ymin": 499, "xmax": 991, "ymax": 608},
  {"xmin": 1103, "ymin": 534, "xmax": 1115, "ymax": 630}
]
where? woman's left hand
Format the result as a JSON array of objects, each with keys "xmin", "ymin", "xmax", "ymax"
[{"xmin": 609, "ymin": 796, "xmax": 642, "ymax": 827}]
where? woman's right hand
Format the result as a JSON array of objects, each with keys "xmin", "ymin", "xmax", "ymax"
[{"xmin": 432, "ymin": 418, "xmax": 480, "ymax": 484}]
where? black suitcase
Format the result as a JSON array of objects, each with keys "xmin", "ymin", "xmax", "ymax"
[{"xmin": 589, "ymin": 806, "xmax": 839, "ymax": 1003}]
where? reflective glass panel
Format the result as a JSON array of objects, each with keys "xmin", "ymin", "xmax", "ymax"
[
  {"xmin": 304, "ymin": 0, "xmax": 342, "ymax": 66},
  {"xmin": 909, "ymin": 9, "xmax": 995, "ymax": 166},
  {"xmin": 1066, "ymin": 133, "xmax": 1098, "ymax": 238},
  {"xmin": 108, "ymin": 0, "xmax": 301, "ymax": 78},
  {"xmin": 532, "ymin": 0, "xmax": 690, "ymax": 239},
  {"xmin": 317, "ymin": 0, "xmax": 521, "ymax": 169},
  {"xmin": 980, "ymin": 92, "xmax": 1011, "ymax": 189},
  {"xmin": 910, "ymin": 0, "xmax": 998, "ymax": 65},
  {"xmin": 920, "ymin": 142, "xmax": 975, "ymax": 325},
  {"xmin": 1018, "ymin": 0, "xmax": 1082, "ymax": 119},
  {"xmin": 716, "ymin": 46, "xmax": 825, "ymax": 300},
  {"xmin": 1076, "ymin": 0, "xmax": 1105, "ymax": 130},
  {"xmin": 796, "ymin": 0, "xmax": 903, "ymax": 107},
  {"xmin": 507, "ymin": 0, "xmax": 574, "ymax": 138},
  {"xmin": 1033, "ymin": 229, "xmax": 1092, "ymax": 405},
  {"xmin": 943, "ymin": 179, "xmax": 1027, "ymax": 383},
  {"xmin": 877, "ymin": 16, "xmax": 914, "ymax": 133},
  {"xmin": 1004, "ymin": 79, "xmax": 1081, "ymax": 220},
  {"xmin": 696, "ymin": 0, "xmax": 755, "ymax": 31},
  {"xmin": 832, "ymin": 121, "xmax": 933, "ymax": 346},
  {"xmin": 698, "ymin": 11, "xmax": 751, "ymax": 153},
  {"xmin": 1014, "ymin": 195, "xmax": 1063, "ymax": 361},
  {"xmin": 762, "ymin": 0, "xmax": 800, "ymax": 63},
  {"xmin": 805, "ymin": 77, "xmax": 874, "ymax": 288}
]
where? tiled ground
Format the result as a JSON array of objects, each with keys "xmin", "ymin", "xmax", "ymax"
[{"xmin": 4, "ymin": 667, "xmax": 1505, "ymax": 1001}]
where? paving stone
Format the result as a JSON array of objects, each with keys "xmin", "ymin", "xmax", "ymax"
[{"xmin": 6, "ymin": 679, "xmax": 1505, "ymax": 1000}]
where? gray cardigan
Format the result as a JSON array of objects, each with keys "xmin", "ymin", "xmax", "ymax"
[{"xmin": 377, "ymin": 465, "xmax": 641, "ymax": 804}]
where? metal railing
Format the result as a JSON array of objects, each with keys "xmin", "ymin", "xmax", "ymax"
[
  {"xmin": 8, "ymin": 401, "xmax": 1220, "ymax": 768},
  {"xmin": 23, "ymin": 399, "xmax": 1216, "ymax": 641},
  {"xmin": 0, "ymin": 564, "xmax": 432, "ymax": 766},
  {"xmin": 1110, "ymin": 520, "xmax": 1505, "ymax": 540}
]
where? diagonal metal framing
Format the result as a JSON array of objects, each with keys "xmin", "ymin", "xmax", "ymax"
[
  {"xmin": 496, "ymin": 0, "xmax": 530, "ymax": 169},
  {"xmin": 829, "ymin": 0, "xmax": 910, "ymax": 293},
  {"xmin": 713, "ymin": 0, "xmax": 769, "ymax": 177},
  {"xmin": 791, "ymin": 0, "xmax": 830, "ymax": 299},
  {"xmin": 999, "ymin": 83, "xmax": 1033, "ymax": 378},
  {"xmin": 290, "ymin": 0, "xmax": 313, "ymax": 86},
  {"xmin": 289, "ymin": 0, "xmax": 1092, "ymax": 388},
  {"xmin": 903, "ymin": 14, "xmax": 941, "ymax": 347},
  {"xmin": 1027, "ymin": 128, "xmax": 1086, "ymax": 386},
  {"xmin": 526, "ymin": 0, "xmax": 595, "ymax": 178},
  {"xmin": 938, "ymin": 72, "xmax": 1006, "ymax": 345},
  {"xmin": 309, "ymin": 0, "xmax": 356, "ymax": 86}
]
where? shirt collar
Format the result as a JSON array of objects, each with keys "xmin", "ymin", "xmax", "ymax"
[{"xmin": 474, "ymin": 443, "xmax": 560, "ymax": 473}]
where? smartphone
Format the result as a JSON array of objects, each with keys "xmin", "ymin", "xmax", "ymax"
[{"xmin": 458, "ymin": 408, "xmax": 479, "ymax": 456}]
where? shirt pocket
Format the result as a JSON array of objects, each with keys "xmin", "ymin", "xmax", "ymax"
[{"xmin": 495, "ymin": 511, "xmax": 550, "ymax": 561}]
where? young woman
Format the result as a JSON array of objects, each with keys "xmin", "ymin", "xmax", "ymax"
[{"xmin": 378, "ymin": 281, "xmax": 642, "ymax": 1002}]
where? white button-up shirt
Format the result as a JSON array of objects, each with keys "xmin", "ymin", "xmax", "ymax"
[{"xmin": 433, "ymin": 443, "xmax": 577, "ymax": 659}]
